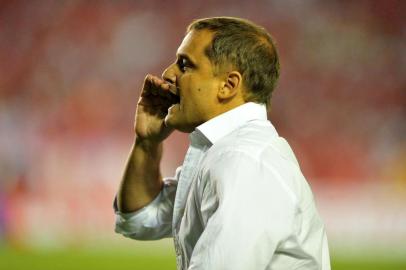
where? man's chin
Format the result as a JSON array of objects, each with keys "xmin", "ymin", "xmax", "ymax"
[
  {"xmin": 164, "ymin": 114, "xmax": 195, "ymax": 133},
  {"xmin": 165, "ymin": 105, "xmax": 181, "ymax": 126},
  {"xmin": 164, "ymin": 113, "xmax": 180, "ymax": 131},
  {"xmin": 164, "ymin": 114, "xmax": 174, "ymax": 128},
  {"xmin": 164, "ymin": 107, "xmax": 177, "ymax": 126}
]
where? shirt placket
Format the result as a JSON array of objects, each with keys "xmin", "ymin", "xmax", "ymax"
[
  {"xmin": 173, "ymin": 131, "xmax": 210, "ymax": 270},
  {"xmin": 173, "ymin": 143, "xmax": 203, "ymax": 269}
]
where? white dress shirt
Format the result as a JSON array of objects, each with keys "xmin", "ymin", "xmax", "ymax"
[{"xmin": 115, "ymin": 102, "xmax": 331, "ymax": 270}]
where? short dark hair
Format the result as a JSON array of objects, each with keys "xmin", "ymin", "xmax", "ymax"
[{"xmin": 187, "ymin": 17, "xmax": 280, "ymax": 107}]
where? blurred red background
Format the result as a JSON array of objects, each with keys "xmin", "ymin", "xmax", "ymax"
[{"xmin": 0, "ymin": 0, "xmax": 405, "ymax": 255}]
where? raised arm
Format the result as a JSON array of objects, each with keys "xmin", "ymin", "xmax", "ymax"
[{"xmin": 117, "ymin": 74, "xmax": 178, "ymax": 213}]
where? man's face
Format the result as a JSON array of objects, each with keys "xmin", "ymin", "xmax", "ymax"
[{"xmin": 163, "ymin": 30, "xmax": 223, "ymax": 133}]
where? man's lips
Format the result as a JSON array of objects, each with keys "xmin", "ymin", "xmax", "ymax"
[
  {"xmin": 167, "ymin": 84, "xmax": 180, "ymax": 104},
  {"xmin": 168, "ymin": 83, "xmax": 179, "ymax": 96}
]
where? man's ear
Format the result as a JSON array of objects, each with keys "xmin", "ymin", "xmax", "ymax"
[{"xmin": 218, "ymin": 71, "xmax": 242, "ymax": 101}]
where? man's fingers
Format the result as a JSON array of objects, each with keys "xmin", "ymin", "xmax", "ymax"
[
  {"xmin": 143, "ymin": 74, "xmax": 172, "ymax": 98},
  {"xmin": 139, "ymin": 74, "xmax": 176, "ymax": 114}
]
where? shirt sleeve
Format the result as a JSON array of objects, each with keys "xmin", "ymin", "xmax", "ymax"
[
  {"xmin": 114, "ymin": 166, "xmax": 182, "ymax": 240},
  {"xmin": 188, "ymin": 151, "xmax": 297, "ymax": 270}
]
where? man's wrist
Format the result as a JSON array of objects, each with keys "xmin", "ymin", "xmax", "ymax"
[{"xmin": 134, "ymin": 137, "xmax": 162, "ymax": 152}]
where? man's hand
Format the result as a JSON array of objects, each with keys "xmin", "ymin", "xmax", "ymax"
[
  {"xmin": 135, "ymin": 74, "xmax": 178, "ymax": 144},
  {"xmin": 117, "ymin": 74, "xmax": 178, "ymax": 213}
]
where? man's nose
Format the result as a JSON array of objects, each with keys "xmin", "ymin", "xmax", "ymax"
[{"xmin": 162, "ymin": 65, "xmax": 177, "ymax": 85}]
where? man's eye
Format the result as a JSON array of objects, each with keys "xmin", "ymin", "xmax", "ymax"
[{"xmin": 178, "ymin": 58, "xmax": 190, "ymax": 72}]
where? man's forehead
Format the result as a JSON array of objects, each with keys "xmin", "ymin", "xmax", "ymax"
[{"xmin": 176, "ymin": 30, "xmax": 212, "ymax": 58}]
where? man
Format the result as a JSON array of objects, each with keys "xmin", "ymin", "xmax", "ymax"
[{"xmin": 114, "ymin": 17, "xmax": 331, "ymax": 270}]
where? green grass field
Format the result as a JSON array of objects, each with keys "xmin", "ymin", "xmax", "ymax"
[{"xmin": 1, "ymin": 246, "xmax": 405, "ymax": 270}]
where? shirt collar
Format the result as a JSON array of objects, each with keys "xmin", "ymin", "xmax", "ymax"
[{"xmin": 189, "ymin": 102, "xmax": 269, "ymax": 146}]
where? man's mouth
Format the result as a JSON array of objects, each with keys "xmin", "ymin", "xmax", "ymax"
[
  {"xmin": 169, "ymin": 91, "xmax": 181, "ymax": 105},
  {"xmin": 168, "ymin": 84, "xmax": 181, "ymax": 106}
]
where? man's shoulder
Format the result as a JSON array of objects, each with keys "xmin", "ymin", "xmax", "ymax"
[
  {"xmin": 198, "ymin": 120, "xmax": 313, "ymax": 211},
  {"xmin": 208, "ymin": 119, "xmax": 279, "ymax": 156},
  {"xmin": 201, "ymin": 119, "xmax": 300, "ymax": 172}
]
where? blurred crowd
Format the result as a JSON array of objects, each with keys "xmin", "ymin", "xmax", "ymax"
[{"xmin": 0, "ymin": 0, "xmax": 405, "ymax": 247}]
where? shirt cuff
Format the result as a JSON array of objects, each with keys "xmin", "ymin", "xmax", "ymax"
[{"xmin": 113, "ymin": 191, "xmax": 163, "ymax": 220}]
